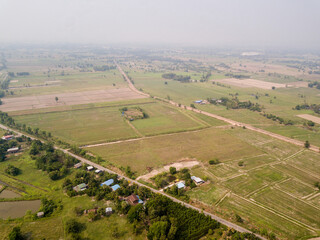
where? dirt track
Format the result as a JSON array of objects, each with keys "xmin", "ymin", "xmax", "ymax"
[
  {"xmin": 118, "ymin": 65, "xmax": 319, "ymax": 153},
  {"xmin": 0, "ymin": 88, "xmax": 146, "ymax": 112}
]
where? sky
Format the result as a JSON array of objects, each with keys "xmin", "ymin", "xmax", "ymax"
[{"xmin": 0, "ymin": 0, "xmax": 320, "ymax": 49}]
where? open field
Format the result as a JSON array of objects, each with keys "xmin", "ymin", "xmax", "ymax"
[
  {"xmin": 85, "ymin": 127, "xmax": 263, "ymax": 175},
  {"xmin": 214, "ymin": 78, "xmax": 287, "ymax": 89},
  {"xmin": 0, "ymin": 87, "xmax": 146, "ymax": 112},
  {"xmin": 297, "ymin": 114, "xmax": 320, "ymax": 124}
]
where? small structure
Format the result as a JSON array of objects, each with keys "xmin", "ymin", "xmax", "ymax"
[
  {"xmin": 73, "ymin": 183, "xmax": 88, "ymax": 192},
  {"xmin": 74, "ymin": 162, "xmax": 83, "ymax": 169},
  {"xmin": 84, "ymin": 208, "xmax": 97, "ymax": 214},
  {"xmin": 126, "ymin": 194, "xmax": 139, "ymax": 206},
  {"xmin": 105, "ymin": 207, "xmax": 113, "ymax": 215},
  {"xmin": 7, "ymin": 147, "xmax": 19, "ymax": 154},
  {"xmin": 87, "ymin": 166, "xmax": 94, "ymax": 171},
  {"xmin": 95, "ymin": 169, "xmax": 102, "ymax": 174},
  {"xmin": 111, "ymin": 184, "xmax": 120, "ymax": 191},
  {"xmin": 176, "ymin": 181, "xmax": 185, "ymax": 189},
  {"xmin": 100, "ymin": 179, "xmax": 114, "ymax": 187},
  {"xmin": 37, "ymin": 211, "xmax": 44, "ymax": 218},
  {"xmin": 2, "ymin": 135, "xmax": 14, "ymax": 141},
  {"xmin": 194, "ymin": 100, "xmax": 203, "ymax": 104},
  {"xmin": 191, "ymin": 176, "xmax": 205, "ymax": 185}
]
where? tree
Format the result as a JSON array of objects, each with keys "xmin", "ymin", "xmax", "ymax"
[
  {"xmin": 147, "ymin": 221, "xmax": 169, "ymax": 240},
  {"xmin": 65, "ymin": 219, "xmax": 86, "ymax": 234},
  {"xmin": 169, "ymin": 167, "xmax": 176, "ymax": 175},
  {"xmin": 304, "ymin": 140, "xmax": 310, "ymax": 148},
  {"xmin": 190, "ymin": 104, "xmax": 196, "ymax": 108},
  {"xmin": 55, "ymin": 97, "xmax": 58, "ymax": 102},
  {"xmin": 8, "ymin": 226, "xmax": 25, "ymax": 240},
  {"xmin": 5, "ymin": 165, "xmax": 20, "ymax": 176}
]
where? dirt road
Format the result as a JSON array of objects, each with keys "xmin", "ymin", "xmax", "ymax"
[{"xmin": 117, "ymin": 65, "xmax": 319, "ymax": 152}]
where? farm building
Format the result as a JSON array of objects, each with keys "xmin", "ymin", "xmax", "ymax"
[
  {"xmin": 105, "ymin": 207, "xmax": 113, "ymax": 215},
  {"xmin": 111, "ymin": 184, "xmax": 120, "ymax": 191},
  {"xmin": 74, "ymin": 162, "xmax": 82, "ymax": 169},
  {"xmin": 7, "ymin": 147, "xmax": 19, "ymax": 154},
  {"xmin": 73, "ymin": 183, "xmax": 88, "ymax": 192},
  {"xmin": 100, "ymin": 179, "xmax": 114, "ymax": 187},
  {"xmin": 87, "ymin": 166, "xmax": 94, "ymax": 171},
  {"xmin": 191, "ymin": 176, "xmax": 205, "ymax": 185},
  {"xmin": 176, "ymin": 181, "xmax": 185, "ymax": 189},
  {"xmin": 1, "ymin": 135, "xmax": 14, "ymax": 140}
]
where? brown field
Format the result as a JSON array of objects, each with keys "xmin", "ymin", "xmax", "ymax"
[
  {"xmin": 0, "ymin": 88, "xmax": 146, "ymax": 112},
  {"xmin": 215, "ymin": 78, "xmax": 286, "ymax": 89},
  {"xmin": 297, "ymin": 114, "xmax": 320, "ymax": 124}
]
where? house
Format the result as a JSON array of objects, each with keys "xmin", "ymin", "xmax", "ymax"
[
  {"xmin": 111, "ymin": 184, "xmax": 120, "ymax": 191},
  {"xmin": 74, "ymin": 162, "xmax": 83, "ymax": 169},
  {"xmin": 73, "ymin": 183, "xmax": 88, "ymax": 192},
  {"xmin": 87, "ymin": 166, "xmax": 94, "ymax": 171},
  {"xmin": 176, "ymin": 181, "xmax": 185, "ymax": 189},
  {"xmin": 191, "ymin": 176, "xmax": 205, "ymax": 185},
  {"xmin": 7, "ymin": 147, "xmax": 19, "ymax": 154},
  {"xmin": 2, "ymin": 135, "xmax": 14, "ymax": 141},
  {"xmin": 126, "ymin": 194, "xmax": 139, "ymax": 206},
  {"xmin": 95, "ymin": 169, "xmax": 102, "ymax": 174},
  {"xmin": 105, "ymin": 207, "xmax": 113, "ymax": 215},
  {"xmin": 100, "ymin": 179, "xmax": 114, "ymax": 187},
  {"xmin": 37, "ymin": 212, "xmax": 44, "ymax": 218},
  {"xmin": 194, "ymin": 100, "xmax": 203, "ymax": 104}
]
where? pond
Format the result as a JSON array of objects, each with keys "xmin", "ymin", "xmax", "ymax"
[
  {"xmin": 0, "ymin": 189, "xmax": 21, "ymax": 199},
  {"xmin": 0, "ymin": 200, "xmax": 41, "ymax": 219}
]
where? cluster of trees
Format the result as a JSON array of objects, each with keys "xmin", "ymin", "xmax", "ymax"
[
  {"xmin": 225, "ymin": 73, "xmax": 250, "ymax": 79},
  {"xmin": 0, "ymin": 134, "xmax": 26, "ymax": 162},
  {"xmin": 308, "ymin": 81, "xmax": 320, "ymax": 89},
  {"xmin": 162, "ymin": 73, "xmax": 191, "ymax": 83},
  {"xmin": 200, "ymin": 71, "xmax": 211, "ymax": 82},
  {"xmin": 5, "ymin": 164, "xmax": 20, "ymax": 176},
  {"xmin": 262, "ymin": 113, "xmax": 294, "ymax": 125},
  {"xmin": 294, "ymin": 103, "xmax": 320, "ymax": 114},
  {"xmin": 120, "ymin": 107, "xmax": 149, "ymax": 121},
  {"xmin": 209, "ymin": 158, "xmax": 220, "ymax": 165},
  {"xmin": 93, "ymin": 65, "xmax": 116, "ymax": 71},
  {"xmin": 212, "ymin": 97, "xmax": 263, "ymax": 112},
  {"xmin": 29, "ymin": 140, "xmax": 77, "ymax": 180}
]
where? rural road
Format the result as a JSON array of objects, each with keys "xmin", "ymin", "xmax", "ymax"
[
  {"xmin": 0, "ymin": 124, "xmax": 266, "ymax": 240},
  {"xmin": 117, "ymin": 65, "xmax": 319, "ymax": 152}
]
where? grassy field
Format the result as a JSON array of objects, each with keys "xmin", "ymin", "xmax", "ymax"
[{"xmin": 86, "ymin": 127, "xmax": 263, "ymax": 175}]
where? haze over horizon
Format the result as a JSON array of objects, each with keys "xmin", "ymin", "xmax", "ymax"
[{"xmin": 1, "ymin": 0, "xmax": 320, "ymax": 50}]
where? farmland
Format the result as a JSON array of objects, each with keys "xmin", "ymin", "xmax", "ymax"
[{"xmin": 0, "ymin": 47, "xmax": 320, "ymax": 239}]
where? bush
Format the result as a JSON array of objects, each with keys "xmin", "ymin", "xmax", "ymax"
[
  {"xmin": 169, "ymin": 167, "xmax": 177, "ymax": 175},
  {"xmin": 65, "ymin": 219, "xmax": 86, "ymax": 234},
  {"xmin": 5, "ymin": 165, "xmax": 20, "ymax": 176},
  {"xmin": 8, "ymin": 226, "xmax": 25, "ymax": 240}
]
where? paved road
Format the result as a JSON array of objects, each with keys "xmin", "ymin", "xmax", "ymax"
[
  {"xmin": 117, "ymin": 65, "xmax": 319, "ymax": 152},
  {"xmin": 0, "ymin": 123, "xmax": 266, "ymax": 239}
]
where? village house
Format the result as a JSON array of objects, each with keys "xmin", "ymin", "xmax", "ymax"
[
  {"xmin": 37, "ymin": 212, "xmax": 44, "ymax": 218},
  {"xmin": 191, "ymin": 176, "xmax": 205, "ymax": 185},
  {"xmin": 111, "ymin": 184, "xmax": 120, "ymax": 191},
  {"xmin": 126, "ymin": 194, "xmax": 139, "ymax": 206},
  {"xmin": 1, "ymin": 135, "xmax": 14, "ymax": 141},
  {"xmin": 176, "ymin": 181, "xmax": 185, "ymax": 189},
  {"xmin": 87, "ymin": 166, "xmax": 94, "ymax": 171},
  {"xmin": 95, "ymin": 169, "xmax": 102, "ymax": 174},
  {"xmin": 73, "ymin": 183, "xmax": 88, "ymax": 192},
  {"xmin": 7, "ymin": 147, "xmax": 19, "ymax": 154},
  {"xmin": 74, "ymin": 162, "xmax": 82, "ymax": 169},
  {"xmin": 105, "ymin": 207, "xmax": 113, "ymax": 215},
  {"xmin": 100, "ymin": 179, "xmax": 114, "ymax": 187}
]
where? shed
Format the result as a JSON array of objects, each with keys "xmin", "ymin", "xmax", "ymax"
[
  {"xmin": 105, "ymin": 207, "xmax": 113, "ymax": 215},
  {"xmin": 111, "ymin": 184, "xmax": 120, "ymax": 191},
  {"xmin": 73, "ymin": 183, "xmax": 88, "ymax": 192},
  {"xmin": 7, "ymin": 147, "xmax": 19, "ymax": 154},
  {"xmin": 100, "ymin": 179, "xmax": 114, "ymax": 187},
  {"xmin": 126, "ymin": 194, "xmax": 139, "ymax": 205},
  {"xmin": 176, "ymin": 181, "xmax": 185, "ymax": 189},
  {"xmin": 191, "ymin": 176, "xmax": 205, "ymax": 185},
  {"xmin": 87, "ymin": 166, "xmax": 94, "ymax": 171},
  {"xmin": 37, "ymin": 211, "xmax": 44, "ymax": 218},
  {"xmin": 74, "ymin": 162, "xmax": 83, "ymax": 169}
]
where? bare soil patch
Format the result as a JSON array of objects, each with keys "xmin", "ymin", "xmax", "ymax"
[
  {"xmin": 137, "ymin": 159, "xmax": 199, "ymax": 181},
  {"xmin": 0, "ymin": 88, "xmax": 146, "ymax": 112},
  {"xmin": 297, "ymin": 114, "xmax": 320, "ymax": 124},
  {"xmin": 215, "ymin": 78, "xmax": 286, "ymax": 89}
]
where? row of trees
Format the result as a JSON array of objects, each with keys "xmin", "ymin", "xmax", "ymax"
[
  {"xmin": 261, "ymin": 113, "xmax": 294, "ymax": 125},
  {"xmin": 162, "ymin": 73, "xmax": 191, "ymax": 83},
  {"xmin": 211, "ymin": 97, "xmax": 263, "ymax": 112}
]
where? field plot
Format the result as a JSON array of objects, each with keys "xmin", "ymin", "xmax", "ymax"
[
  {"xmin": 297, "ymin": 114, "xmax": 320, "ymax": 124},
  {"xmin": 13, "ymin": 106, "xmax": 140, "ymax": 145},
  {"xmin": 215, "ymin": 78, "xmax": 287, "ymax": 89},
  {"xmin": 131, "ymin": 104, "xmax": 205, "ymax": 135},
  {"xmin": 86, "ymin": 127, "xmax": 263, "ymax": 175},
  {"xmin": 0, "ymin": 88, "xmax": 146, "ymax": 112}
]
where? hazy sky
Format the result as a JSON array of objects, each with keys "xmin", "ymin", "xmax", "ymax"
[{"xmin": 1, "ymin": 0, "xmax": 320, "ymax": 49}]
